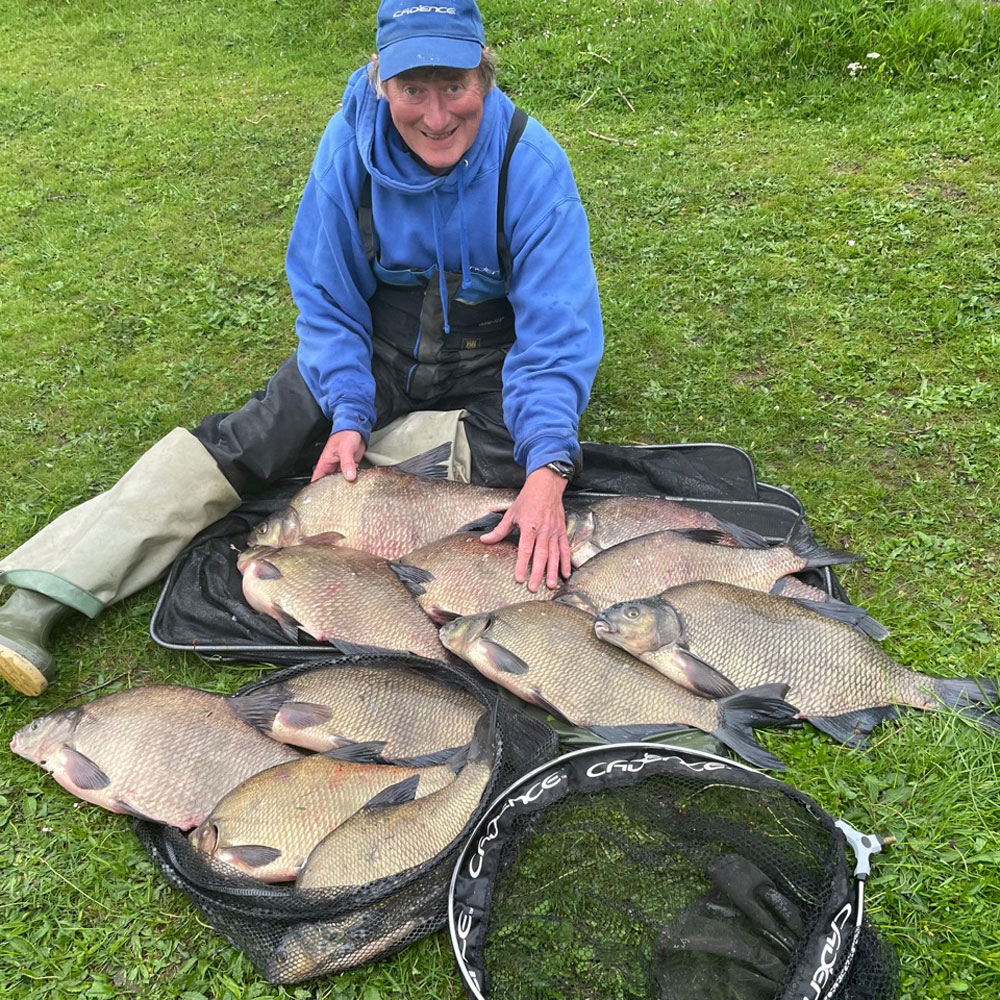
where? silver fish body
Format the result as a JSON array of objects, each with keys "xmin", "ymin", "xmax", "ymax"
[
  {"xmin": 594, "ymin": 581, "xmax": 1000, "ymax": 744},
  {"xmin": 9, "ymin": 686, "xmax": 301, "ymax": 830},
  {"xmin": 238, "ymin": 543, "xmax": 446, "ymax": 661},
  {"xmin": 565, "ymin": 495, "xmax": 768, "ymax": 567},
  {"xmin": 439, "ymin": 601, "xmax": 795, "ymax": 770},
  {"xmin": 228, "ymin": 661, "xmax": 484, "ymax": 761},
  {"xmin": 296, "ymin": 712, "xmax": 495, "ymax": 890},
  {"xmin": 390, "ymin": 531, "xmax": 554, "ymax": 623},
  {"xmin": 558, "ymin": 518, "xmax": 860, "ymax": 615},
  {"xmin": 248, "ymin": 446, "xmax": 517, "ymax": 560},
  {"xmin": 188, "ymin": 750, "xmax": 462, "ymax": 882}
]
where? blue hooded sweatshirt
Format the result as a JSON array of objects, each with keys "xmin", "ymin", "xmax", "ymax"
[{"xmin": 287, "ymin": 65, "xmax": 603, "ymax": 475}]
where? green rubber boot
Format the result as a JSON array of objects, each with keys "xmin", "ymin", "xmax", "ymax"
[{"xmin": 0, "ymin": 589, "xmax": 73, "ymax": 696}]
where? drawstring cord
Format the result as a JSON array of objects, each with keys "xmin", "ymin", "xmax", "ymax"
[
  {"xmin": 430, "ymin": 188, "xmax": 450, "ymax": 334},
  {"xmin": 429, "ymin": 160, "xmax": 472, "ymax": 336}
]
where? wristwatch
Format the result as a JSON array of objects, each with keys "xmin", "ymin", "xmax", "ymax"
[{"xmin": 544, "ymin": 460, "xmax": 575, "ymax": 480}]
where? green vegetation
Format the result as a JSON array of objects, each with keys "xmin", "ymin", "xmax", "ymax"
[{"xmin": 3, "ymin": 0, "xmax": 1000, "ymax": 997}]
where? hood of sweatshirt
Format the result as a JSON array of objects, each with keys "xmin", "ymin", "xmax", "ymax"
[
  {"xmin": 339, "ymin": 64, "xmax": 502, "ymax": 197},
  {"xmin": 338, "ymin": 64, "xmax": 504, "ymax": 328}
]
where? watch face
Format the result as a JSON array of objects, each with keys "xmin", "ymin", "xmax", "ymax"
[{"xmin": 547, "ymin": 461, "xmax": 574, "ymax": 479}]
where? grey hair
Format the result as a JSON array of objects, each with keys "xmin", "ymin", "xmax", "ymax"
[{"xmin": 368, "ymin": 47, "xmax": 497, "ymax": 98}]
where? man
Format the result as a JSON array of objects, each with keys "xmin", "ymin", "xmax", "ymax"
[{"xmin": 0, "ymin": 0, "xmax": 603, "ymax": 696}]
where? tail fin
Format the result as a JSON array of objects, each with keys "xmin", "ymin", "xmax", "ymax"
[
  {"xmin": 394, "ymin": 442, "xmax": 452, "ymax": 479},
  {"xmin": 933, "ymin": 677, "xmax": 1000, "ymax": 731},
  {"xmin": 784, "ymin": 517, "xmax": 862, "ymax": 570},
  {"xmin": 712, "ymin": 683, "xmax": 798, "ymax": 771}
]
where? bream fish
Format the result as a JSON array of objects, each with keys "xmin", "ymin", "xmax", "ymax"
[
  {"xmin": 248, "ymin": 443, "xmax": 517, "ymax": 559},
  {"xmin": 439, "ymin": 600, "xmax": 796, "ymax": 770},
  {"xmin": 565, "ymin": 495, "xmax": 769, "ymax": 567},
  {"xmin": 390, "ymin": 530, "xmax": 554, "ymax": 623},
  {"xmin": 9, "ymin": 685, "xmax": 301, "ymax": 830},
  {"xmin": 557, "ymin": 517, "xmax": 861, "ymax": 615},
  {"xmin": 266, "ymin": 911, "xmax": 428, "ymax": 984},
  {"xmin": 594, "ymin": 581, "xmax": 999, "ymax": 745},
  {"xmin": 229, "ymin": 659, "xmax": 484, "ymax": 762},
  {"xmin": 238, "ymin": 543, "xmax": 446, "ymax": 662},
  {"xmin": 188, "ymin": 746, "xmax": 465, "ymax": 881},
  {"xmin": 296, "ymin": 711, "xmax": 495, "ymax": 890}
]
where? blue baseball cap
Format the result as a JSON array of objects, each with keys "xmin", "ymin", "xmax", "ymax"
[{"xmin": 376, "ymin": 0, "xmax": 486, "ymax": 81}]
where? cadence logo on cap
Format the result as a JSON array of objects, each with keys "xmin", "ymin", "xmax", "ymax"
[{"xmin": 393, "ymin": 5, "xmax": 457, "ymax": 16}]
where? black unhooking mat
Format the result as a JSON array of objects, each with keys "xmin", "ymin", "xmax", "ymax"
[{"xmin": 149, "ymin": 441, "xmax": 848, "ymax": 663}]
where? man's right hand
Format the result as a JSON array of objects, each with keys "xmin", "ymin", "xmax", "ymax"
[{"xmin": 311, "ymin": 430, "xmax": 367, "ymax": 482}]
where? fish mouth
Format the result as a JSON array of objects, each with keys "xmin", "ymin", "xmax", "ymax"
[{"xmin": 593, "ymin": 615, "xmax": 615, "ymax": 635}]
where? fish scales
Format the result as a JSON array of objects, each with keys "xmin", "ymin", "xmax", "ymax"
[
  {"xmin": 391, "ymin": 531, "xmax": 554, "ymax": 623},
  {"xmin": 9, "ymin": 686, "xmax": 302, "ymax": 830},
  {"xmin": 189, "ymin": 752, "xmax": 460, "ymax": 882},
  {"xmin": 229, "ymin": 661, "xmax": 483, "ymax": 759},
  {"xmin": 249, "ymin": 464, "xmax": 517, "ymax": 560},
  {"xmin": 566, "ymin": 495, "xmax": 768, "ymax": 567},
  {"xmin": 559, "ymin": 518, "xmax": 859, "ymax": 615},
  {"xmin": 439, "ymin": 601, "xmax": 796, "ymax": 769},
  {"xmin": 595, "ymin": 581, "xmax": 1000, "ymax": 744},
  {"xmin": 296, "ymin": 714, "xmax": 494, "ymax": 889},
  {"xmin": 238, "ymin": 543, "xmax": 446, "ymax": 661}
]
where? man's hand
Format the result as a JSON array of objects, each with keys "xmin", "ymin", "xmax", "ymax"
[
  {"xmin": 311, "ymin": 430, "xmax": 367, "ymax": 482},
  {"xmin": 479, "ymin": 466, "xmax": 571, "ymax": 592}
]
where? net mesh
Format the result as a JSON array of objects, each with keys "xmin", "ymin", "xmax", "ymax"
[
  {"xmin": 454, "ymin": 748, "xmax": 898, "ymax": 1000},
  {"xmin": 134, "ymin": 653, "xmax": 557, "ymax": 984}
]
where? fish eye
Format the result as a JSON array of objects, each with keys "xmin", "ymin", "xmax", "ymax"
[{"xmin": 625, "ymin": 606, "xmax": 639, "ymax": 619}]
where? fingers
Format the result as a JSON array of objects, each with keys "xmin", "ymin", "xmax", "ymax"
[
  {"xmin": 340, "ymin": 451, "xmax": 358, "ymax": 482},
  {"xmin": 479, "ymin": 511, "xmax": 513, "ymax": 545},
  {"xmin": 310, "ymin": 454, "xmax": 340, "ymax": 482}
]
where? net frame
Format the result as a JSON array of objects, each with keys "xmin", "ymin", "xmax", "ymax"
[{"xmin": 449, "ymin": 742, "xmax": 896, "ymax": 1000}]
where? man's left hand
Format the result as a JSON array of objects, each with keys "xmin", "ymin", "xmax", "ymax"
[{"xmin": 478, "ymin": 466, "xmax": 571, "ymax": 592}]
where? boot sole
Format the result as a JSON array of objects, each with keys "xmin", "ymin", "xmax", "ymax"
[{"xmin": 0, "ymin": 640, "xmax": 52, "ymax": 696}]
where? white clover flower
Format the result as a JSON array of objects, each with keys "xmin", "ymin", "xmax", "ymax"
[
  {"xmin": 867, "ymin": 52, "xmax": 881, "ymax": 59},
  {"xmin": 847, "ymin": 61, "xmax": 865, "ymax": 77}
]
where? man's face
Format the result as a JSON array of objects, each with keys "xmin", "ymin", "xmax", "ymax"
[{"xmin": 384, "ymin": 69, "xmax": 484, "ymax": 173}]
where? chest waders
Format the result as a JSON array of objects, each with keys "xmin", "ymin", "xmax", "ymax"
[{"xmin": 363, "ymin": 107, "xmax": 529, "ymax": 487}]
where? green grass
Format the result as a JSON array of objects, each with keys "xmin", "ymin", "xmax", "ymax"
[{"xmin": 3, "ymin": 0, "xmax": 1000, "ymax": 997}]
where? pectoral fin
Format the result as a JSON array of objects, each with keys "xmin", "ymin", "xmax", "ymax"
[
  {"xmin": 61, "ymin": 747, "xmax": 111, "ymax": 791},
  {"xmin": 667, "ymin": 648, "xmax": 739, "ymax": 699},
  {"xmin": 480, "ymin": 638, "xmax": 530, "ymax": 674},
  {"xmin": 223, "ymin": 845, "xmax": 284, "ymax": 868},
  {"xmin": 277, "ymin": 701, "xmax": 334, "ymax": 730}
]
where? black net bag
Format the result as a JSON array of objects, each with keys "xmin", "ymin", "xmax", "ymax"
[
  {"xmin": 134, "ymin": 653, "xmax": 558, "ymax": 984},
  {"xmin": 450, "ymin": 743, "xmax": 899, "ymax": 1000}
]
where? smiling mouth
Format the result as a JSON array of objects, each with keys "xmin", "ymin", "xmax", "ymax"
[{"xmin": 422, "ymin": 126, "xmax": 458, "ymax": 141}]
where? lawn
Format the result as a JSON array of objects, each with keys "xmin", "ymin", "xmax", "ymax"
[{"xmin": 2, "ymin": 1, "xmax": 1000, "ymax": 997}]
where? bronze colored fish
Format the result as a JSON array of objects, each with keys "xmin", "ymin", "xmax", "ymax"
[
  {"xmin": 594, "ymin": 581, "xmax": 1000, "ymax": 745},
  {"xmin": 238, "ymin": 543, "xmax": 446, "ymax": 662},
  {"xmin": 566, "ymin": 495, "xmax": 768, "ymax": 567},
  {"xmin": 9, "ymin": 686, "xmax": 301, "ymax": 830},
  {"xmin": 390, "ymin": 531, "xmax": 554, "ymax": 623},
  {"xmin": 439, "ymin": 601, "xmax": 796, "ymax": 770},
  {"xmin": 228, "ymin": 660, "xmax": 484, "ymax": 762},
  {"xmin": 558, "ymin": 518, "xmax": 861, "ymax": 615},
  {"xmin": 296, "ymin": 712, "xmax": 494, "ymax": 890},
  {"xmin": 266, "ymin": 911, "xmax": 427, "ymax": 984},
  {"xmin": 188, "ymin": 748, "xmax": 465, "ymax": 882},
  {"xmin": 248, "ymin": 444, "xmax": 517, "ymax": 559}
]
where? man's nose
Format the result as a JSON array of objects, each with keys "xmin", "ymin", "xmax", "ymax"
[{"xmin": 423, "ymin": 92, "xmax": 450, "ymax": 131}]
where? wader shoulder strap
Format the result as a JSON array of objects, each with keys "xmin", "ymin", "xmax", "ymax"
[
  {"xmin": 497, "ymin": 106, "xmax": 529, "ymax": 291},
  {"xmin": 358, "ymin": 105, "xmax": 530, "ymax": 277},
  {"xmin": 360, "ymin": 172, "xmax": 377, "ymax": 263}
]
